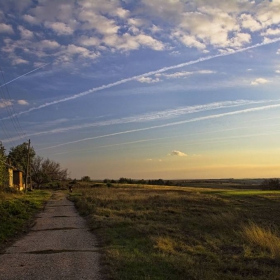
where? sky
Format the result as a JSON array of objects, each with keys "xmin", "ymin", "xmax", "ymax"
[{"xmin": 0, "ymin": 0, "xmax": 280, "ymax": 180}]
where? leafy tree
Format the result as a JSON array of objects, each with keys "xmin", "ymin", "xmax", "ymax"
[
  {"xmin": 261, "ymin": 179, "xmax": 280, "ymax": 190},
  {"xmin": 8, "ymin": 142, "xmax": 35, "ymax": 182},
  {"xmin": 31, "ymin": 156, "xmax": 68, "ymax": 188},
  {"xmin": 81, "ymin": 176, "xmax": 91, "ymax": 182},
  {"xmin": 0, "ymin": 142, "xmax": 7, "ymax": 188}
]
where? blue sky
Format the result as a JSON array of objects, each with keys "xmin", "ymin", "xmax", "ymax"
[{"xmin": 1, "ymin": 0, "xmax": 280, "ymax": 179}]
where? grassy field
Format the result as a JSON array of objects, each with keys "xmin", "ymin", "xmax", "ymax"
[
  {"xmin": 70, "ymin": 184, "xmax": 280, "ymax": 280},
  {"xmin": 0, "ymin": 189, "xmax": 51, "ymax": 250}
]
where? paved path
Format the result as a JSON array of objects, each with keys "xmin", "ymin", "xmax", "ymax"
[{"xmin": 0, "ymin": 192, "xmax": 102, "ymax": 280}]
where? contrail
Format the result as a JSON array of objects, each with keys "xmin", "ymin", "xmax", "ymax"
[
  {"xmin": 37, "ymin": 103, "xmax": 280, "ymax": 151},
  {"xmin": 49, "ymin": 120, "xmax": 280, "ymax": 156},
  {"xmin": 51, "ymin": 130, "xmax": 280, "ymax": 156},
  {"xmin": 2, "ymin": 98, "xmax": 278, "ymax": 143},
  {"xmin": 0, "ymin": 63, "xmax": 50, "ymax": 88},
  {"xmin": 3, "ymin": 37, "xmax": 280, "ymax": 120},
  {"xmin": 51, "ymin": 136, "xmax": 175, "ymax": 156}
]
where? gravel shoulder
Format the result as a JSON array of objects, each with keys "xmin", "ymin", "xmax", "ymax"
[{"xmin": 0, "ymin": 192, "xmax": 102, "ymax": 280}]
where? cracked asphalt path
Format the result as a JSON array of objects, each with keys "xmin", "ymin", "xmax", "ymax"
[{"xmin": 0, "ymin": 192, "xmax": 102, "ymax": 280}]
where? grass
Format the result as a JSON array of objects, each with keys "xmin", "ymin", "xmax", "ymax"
[
  {"xmin": 241, "ymin": 223, "xmax": 280, "ymax": 260},
  {"xmin": 0, "ymin": 189, "xmax": 51, "ymax": 249},
  {"xmin": 70, "ymin": 184, "xmax": 280, "ymax": 280}
]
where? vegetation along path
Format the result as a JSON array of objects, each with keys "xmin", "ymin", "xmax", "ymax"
[{"xmin": 0, "ymin": 192, "xmax": 102, "ymax": 280}]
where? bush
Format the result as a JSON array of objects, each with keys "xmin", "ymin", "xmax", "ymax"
[{"xmin": 261, "ymin": 179, "xmax": 280, "ymax": 190}]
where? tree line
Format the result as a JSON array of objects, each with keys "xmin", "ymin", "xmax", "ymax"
[
  {"xmin": 103, "ymin": 177, "xmax": 175, "ymax": 186},
  {"xmin": 0, "ymin": 141, "xmax": 67, "ymax": 189}
]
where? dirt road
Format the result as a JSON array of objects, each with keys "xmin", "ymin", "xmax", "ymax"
[{"xmin": 0, "ymin": 192, "xmax": 102, "ymax": 280}]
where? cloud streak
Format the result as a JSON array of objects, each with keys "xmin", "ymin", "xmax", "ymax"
[
  {"xmin": 37, "ymin": 102, "xmax": 280, "ymax": 151},
  {"xmin": 4, "ymin": 37, "xmax": 280, "ymax": 120},
  {"xmin": 0, "ymin": 63, "xmax": 50, "ymax": 88},
  {"xmin": 3, "ymin": 98, "xmax": 278, "ymax": 142}
]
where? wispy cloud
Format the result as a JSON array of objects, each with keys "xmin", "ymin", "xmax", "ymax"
[
  {"xmin": 3, "ymin": 37, "xmax": 280, "ymax": 120},
  {"xmin": 157, "ymin": 70, "xmax": 216, "ymax": 79},
  {"xmin": 0, "ymin": 99, "xmax": 12, "ymax": 108},
  {"xmin": 17, "ymin": 100, "xmax": 29, "ymax": 105},
  {"xmin": 37, "ymin": 102, "xmax": 280, "ymax": 151},
  {"xmin": 3, "ymin": 99, "xmax": 277, "ymax": 142},
  {"xmin": 168, "ymin": 150, "xmax": 187, "ymax": 156},
  {"xmin": 137, "ymin": 77, "xmax": 160, "ymax": 83},
  {"xmin": 48, "ymin": 120, "xmax": 280, "ymax": 157},
  {"xmin": 251, "ymin": 78, "xmax": 269, "ymax": 86}
]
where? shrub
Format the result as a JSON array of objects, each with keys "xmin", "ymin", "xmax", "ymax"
[{"xmin": 261, "ymin": 179, "xmax": 280, "ymax": 190}]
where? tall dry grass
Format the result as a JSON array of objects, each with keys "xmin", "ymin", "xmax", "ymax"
[{"xmin": 242, "ymin": 223, "xmax": 280, "ymax": 260}]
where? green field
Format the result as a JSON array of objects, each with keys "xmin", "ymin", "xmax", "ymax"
[
  {"xmin": 0, "ymin": 190, "xmax": 51, "ymax": 250},
  {"xmin": 70, "ymin": 184, "xmax": 280, "ymax": 280}
]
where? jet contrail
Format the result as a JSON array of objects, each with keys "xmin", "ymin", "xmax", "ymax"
[
  {"xmin": 37, "ymin": 103, "xmax": 280, "ymax": 151},
  {"xmin": 51, "ymin": 130, "xmax": 280, "ymax": 157},
  {"xmin": 0, "ymin": 63, "xmax": 50, "ymax": 88},
  {"xmin": 3, "ymin": 37, "xmax": 280, "ymax": 120},
  {"xmin": 2, "ymin": 98, "xmax": 278, "ymax": 143}
]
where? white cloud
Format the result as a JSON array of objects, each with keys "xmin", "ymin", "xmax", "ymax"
[
  {"xmin": 115, "ymin": 7, "xmax": 129, "ymax": 19},
  {"xmin": 79, "ymin": 36, "xmax": 100, "ymax": 47},
  {"xmin": 256, "ymin": 1, "xmax": 280, "ymax": 28},
  {"xmin": 150, "ymin": 25, "xmax": 161, "ymax": 33},
  {"xmin": 12, "ymin": 57, "xmax": 29, "ymax": 65},
  {"xmin": 240, "ymin": 13, "xmax": 262, "ymax": 32},
  {"xmin": 44, "ymin": 21, "xmax": 74, "ymax": 35},
  {"xmin": 0, "ymin": 23, "xmax": 14, "ymax": 34},
  {"xmin": 78, "ymin": 9, "xmax": 119, "ymax": 35},
  {"xmin": 2, "ymin": 0, "xmax": 280, "ymax": 68},
  {"xmin": 0, "ymin": 99, "xmax": 12, "ymax": 108},
  {"xmin": 230, "ymin": 32, "xmax": 251, "ymax": 47},
  {"xmin": 158, "ymin": 70, "xmax": 216, "ymax": 79},
  {"xmin": 60, "ymin": 44, "xmax": 99, "ymax": 62},
  {"xmin": 135, "ymin": 34, "xmax": 165, "ymax": 51},
  {"xmin": 128, "ymin": 18, "xmax": 145, "ymax": 27},
  {"xmin": 23, "ymin": 14, "xmax": 38, "ymax": 24},
  {"xmin": 103, "ymin": 33, "xmax": 165, "ymax": 52},
  {"xmin": 18, "ymin": 25, "xmax": 33, "ymax": 39},
  {"xmin": 169, "ymin": 150, "xmax": 187, "ymax": 157},
  {"xmin": 174, "ymin": 32, "xmax": 206, "ymax": 50},
  {"xmin": 276, "ymin": 70, "xmax": 280, "ymax": 74},
  {"xmin": 160, "ymin": 71, "xmax": 192, "ymax": 78},
  {"xmin": 170, "ymin": 50, "xmax": 180, "ymax": 56},
  {"xmin": 40, "ymin": 40, "xmax": 60, "ymax": 49},
  {"xmin": 197, "ymin": 70, "xmax": 216, "ymax": 74},
  {"xmin": 137, "ymin": 77, "xmax": 160, "ymax": 83},
  {"xmin": 251, "ymin": 78, "xmax": 269, "ymax": 86},
  {"xmin": 262, "ymin": 28, "xmax": 280, "ymax": 36},
  {"xmin": 17, "ymin": 100, "xmax": 29, "ymax": 105}
]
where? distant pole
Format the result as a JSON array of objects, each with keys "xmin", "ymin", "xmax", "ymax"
[{"xmin": 25, "ymin": 139, "xmax": 31, "ymax": 193}]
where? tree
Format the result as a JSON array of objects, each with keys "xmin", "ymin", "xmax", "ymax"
[
  {"xmin": 0, "ymin": 142, "xmax": 7, "ymax": 188},
  {"xmin": 31, "ymin": 156, "xmax": 68, "ymax": 188},
  {"xmin": 8, "ymin": 142, "xmax": 35, "ymax": 182},
  {"xmin": 261, "ymin": 179, "xmax": 280, "ymax": 190},
  {"xmin": 81, "ymin": 176, "xmax": 91, "ymax": 182}
]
